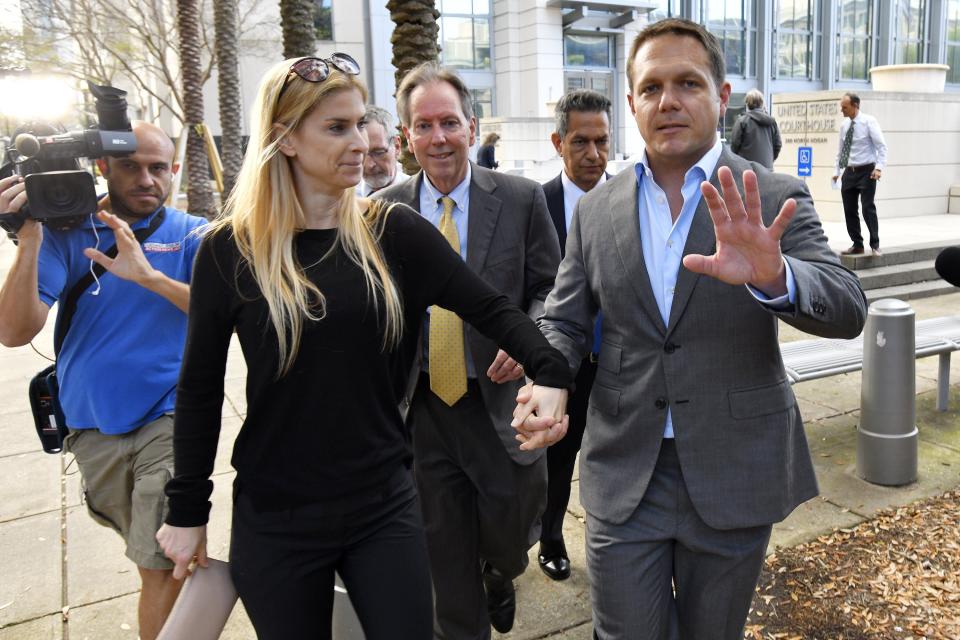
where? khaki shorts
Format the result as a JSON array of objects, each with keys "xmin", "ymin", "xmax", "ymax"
[{"xmin": 64, "ymin": 414, "xmax": 175, "ymax": 570}]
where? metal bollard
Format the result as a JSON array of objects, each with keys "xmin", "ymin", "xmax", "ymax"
[
  {"xmin": 332, "ymin": 572, "xmax": 366, "ymax": 638},
  {"xmin": 857, "ymin": 298, "xmax": 918, "ymax": 485}
]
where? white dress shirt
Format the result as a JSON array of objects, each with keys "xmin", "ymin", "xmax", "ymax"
[
  {"xmin": 561, "ymin": 170, "xmax": 606, "ymax": 231},
  {"xmin": 356, "ymin": 164, "xmax": 409, "ymax": 197},
  {"xmin": 834, "ymin": 112, "xmax": 887, "ymax": 176}
]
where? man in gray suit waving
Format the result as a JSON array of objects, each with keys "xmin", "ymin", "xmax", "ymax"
[
  {"xmin": 517, "ymin": 18, "xmax": 867, "ymax": 639},
  {"xmin": 376, "ymin": 63, "xmax": 560, "ymax": 639}
]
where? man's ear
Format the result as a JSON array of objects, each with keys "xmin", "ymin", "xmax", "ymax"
[
  {"xmin": 718, "ymin": 81, "xmax": 732, "ymax": 118},
  {"xmin": 393, "ymin": 135, "xmax": 401, "ymax": 154},
  {"xmin": 272, "ymin": 123, "xmax": 295, "ymax": 157},
  {"xmin": 551, "ymin": 132, "xmax": 563, "ymax": 156},
  {"xmin": 468, "ymin": 117, "xmax": 477, "ymax": 147},
  {"xmin": 627, "ymin": 93, "xmax": 637, "ymax": 117}
]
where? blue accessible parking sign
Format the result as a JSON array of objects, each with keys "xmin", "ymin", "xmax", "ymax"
[{"xmin": 797, "ymin": 146, "xmax": 812, "ymax": 177}]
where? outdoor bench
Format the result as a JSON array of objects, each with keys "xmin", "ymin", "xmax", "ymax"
[{"xmin": 780, "ymin": 315, "xmax": 960, "ymax": 412}]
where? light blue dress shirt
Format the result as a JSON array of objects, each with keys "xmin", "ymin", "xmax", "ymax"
[
  {"xmin": 419, "ymin": 166, "xmax": 471, "ymax": 260},
  {"xmin": 635, "ymin": 139, "xmax": 795, "ymax": 438},
  {"xmin": 418, "ymin": 167, "xmax": 477, "ymax": 377}
]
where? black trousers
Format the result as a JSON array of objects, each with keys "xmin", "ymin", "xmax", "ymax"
[
  {"xmin": 841, "ymin": 163, "xmax": 880, "ymax": 249},
  {"xmin": 410, "ymin": 374, "xmax": 547, "ymax": 640},
  {"xmin": 229, "ymin": 469, "xmax": 433, "ymax": 640},
  {"xmin": 540, "ymin": 358, "xmax": 597, "ymax": 556}
]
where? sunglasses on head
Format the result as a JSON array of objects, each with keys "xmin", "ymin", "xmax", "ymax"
[{"xmin": 276, "ymin": 53, "xmax": 361, "ymax": 103}]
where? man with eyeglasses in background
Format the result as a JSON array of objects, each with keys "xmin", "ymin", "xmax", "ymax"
[{"xmin": 358, "ymin": 105, "xmax": 408, "ymax": 196}]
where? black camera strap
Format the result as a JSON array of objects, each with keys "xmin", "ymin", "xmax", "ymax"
[{"xmin": 52, "ymin": 208, "xmax": 167, "ymax": 355}]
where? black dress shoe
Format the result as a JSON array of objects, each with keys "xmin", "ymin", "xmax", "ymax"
[
  {"xmin": 482, "ymin": 563, "xmax": 516, "ymax": 633},
  {"xmin": 538, "ymin": 552, "xmax": 571, "ymax": 581}
]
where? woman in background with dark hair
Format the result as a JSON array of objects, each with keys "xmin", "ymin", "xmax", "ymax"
[{"xmin": 155, "ymin": 54, "xmax": 569, "ymax": 639}]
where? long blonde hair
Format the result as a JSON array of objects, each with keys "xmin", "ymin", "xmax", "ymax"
[{"xmin": 208, "ymin": 57, "xmax": 403, "ymax": 376}]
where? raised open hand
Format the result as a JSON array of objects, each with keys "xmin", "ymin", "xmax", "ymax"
[
  {"xmin": 83, "ymin": 210, "xmax": 158, "ymax": 286},
  {"xmin": 682, "ymin": 166, "xmax": 794, "ymax": 297}
]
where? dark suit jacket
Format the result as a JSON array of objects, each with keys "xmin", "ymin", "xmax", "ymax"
[
  {"xmin": 543, "ymin": 172, "xmax": 611, "ymax": 256},
  {"xmin": 539, "ymin": 147, "xmax": 868, "ymax": 528},
  {"xmin": 376, "ymin": 162, "xmax": 560, "ymax": 464}
]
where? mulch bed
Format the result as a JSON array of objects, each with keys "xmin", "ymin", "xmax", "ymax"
[{"xmin": 745, "ymin": 491, "xmax": 960, "ymax": 639}]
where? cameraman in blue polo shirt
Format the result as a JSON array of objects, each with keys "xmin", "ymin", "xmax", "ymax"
[{"xmin": 0, "ymin": 121, "xmax": 206, "ymax": 640}]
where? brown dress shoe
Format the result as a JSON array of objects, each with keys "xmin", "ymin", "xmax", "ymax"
[{"xmin": 840, "ymin": 246, "xmax": 865, "ymax": 255}]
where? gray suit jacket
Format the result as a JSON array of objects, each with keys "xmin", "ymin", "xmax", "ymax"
[
  {"xmin": 539, "ymin": 147, "xmax": 867, "ymax": 528},
  {"xmin": 376, "ymin": 162, "xmax": 561, "ymax": 464}
]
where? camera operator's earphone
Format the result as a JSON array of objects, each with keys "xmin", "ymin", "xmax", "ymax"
[{"xmin": 87, "ymin": 214, "xmax": 102, "ymax": 296}]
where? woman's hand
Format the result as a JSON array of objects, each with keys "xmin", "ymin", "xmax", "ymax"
[{"xmin": 156, "ymin": 523, "xmax": 208, "ymax": 580}]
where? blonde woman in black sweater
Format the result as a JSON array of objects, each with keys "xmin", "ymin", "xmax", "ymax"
[{"xmin": 155, "ymin": 55, "xmax": 570, "ymax": 639}]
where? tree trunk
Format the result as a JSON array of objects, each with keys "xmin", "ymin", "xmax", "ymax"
[
  {"xmin": 387, "ymin": 0, "xmax": 440, "ymax": 174},
  {"xmin": 176, "ymin": 0, "xmax": 215, "ymax": 217},
  {"xmin": 214, "ymin": 0, "xmax": 244, "ymax": 199},
  {"xmin": 279, "ymin": 0, "xmax": 317, "ymax": 59}
]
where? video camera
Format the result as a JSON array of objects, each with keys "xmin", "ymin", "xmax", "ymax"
[{"xmin": 0, "ymin": 80, "xmax": 137, "ymax": 234}]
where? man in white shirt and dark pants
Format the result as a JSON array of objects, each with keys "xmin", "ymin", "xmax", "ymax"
[{"xmin": 832, "ymin": 92, "xmax": 888, "ymax": 256}]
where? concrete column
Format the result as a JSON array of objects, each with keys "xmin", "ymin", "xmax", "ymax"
[
  {"xmin": 877, "ymin": 0, "xmax": 896, "ymax": 66},
  {"xmin": 928, "ymin": 0, "xmax": 949, "ymax": 64},
  {"xmin": 821, "ymin": 0, "xmax": 838, "ymax": 90},
  {"xmin": 756, "ymin": 0, "xmax": 772, "ymax": 100}
]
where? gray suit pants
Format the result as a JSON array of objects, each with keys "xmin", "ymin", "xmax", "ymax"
[
  {"xmin": 586, "ymin": 440, "xmax": 771, "ymax": 640},
  {"xmin": 410, "ymin": 374, "xmax": 547, "ymax": 640}
]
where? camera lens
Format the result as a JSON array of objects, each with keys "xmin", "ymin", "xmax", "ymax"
[{"xmin": 25, "ymin": 171, "xmax": 98, "ymax": 228}]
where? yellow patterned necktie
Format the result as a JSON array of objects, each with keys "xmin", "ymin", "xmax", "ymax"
[{"xmin": 429, "ymin": 196, "xmax": 467, "ymax": 406}]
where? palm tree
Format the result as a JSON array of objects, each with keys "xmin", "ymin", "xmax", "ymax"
[
  {"xmin": 214, "ymin": 0, "xmax": 244, "ymax": 197},
  {"xmin": 279, "ymin": 0, "xmax": 316, "ymax": 59},
  {"xmin": 176, "ymin": 0, "xmax": 215, "ymax": 217},
  {"xmin": 387, "ymin": 0, "xmax": 440, "ymax": 173}
]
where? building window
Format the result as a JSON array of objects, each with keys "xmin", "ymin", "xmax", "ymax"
[
  {"xmin": 470, "ymin": 88, "xmax": 493, "ymax": 119},
  {"xmin": 836, "ymin": 0, "xmax": 875, "ymax": 81},
  {"xmin": 946, "ymin": 0, "xmax": 960, "ymax": 83},
  {"xmin": 315, "ymin": 0, "xmax": 332, "ymax": 41},
  {"xmin": 775, "ymin": 0, "xmax": 820, "ymax": 79},
  {"xmin": 564, "ymin": 35, "xmax": 613, "ymax": 68},
  {"xmin": 700, "ymin": 0, "xmax": 758, "ymax": 77},
  {"xmin": 649, "ymin": 0, "xmax": 679, "ymax": 22},
  {"xmin": 894, "ymin": 0, "xmax": 927, "ymax": 63},
  {"xmin": 439, "ymin": 0, "xmax": 492, "ymax": 70},
  {"xmin": 721, "ymin": 92, "xmax": 746, "ymax": 142}
]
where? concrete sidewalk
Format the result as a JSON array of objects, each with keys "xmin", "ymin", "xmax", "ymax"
[{"xmin": 3, "ymin": 218, "xmax": 960, "ymax": 639}]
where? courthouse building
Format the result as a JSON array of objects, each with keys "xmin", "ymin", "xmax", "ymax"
[{"xmin": 215, "ymin": 0, "xmax": 960, "ymax": 174}]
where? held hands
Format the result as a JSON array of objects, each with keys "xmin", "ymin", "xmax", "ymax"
[
  {"xmin": 487, "ymin": 349, "xmax": 525, "ymax": 383},
  {"xmin": 682, "ymin": 167, "xmax": 792, "ymax": 298},
  {"xmin": 83, "ymin": 210, "xmax": 161, "ymax": 286},
  {"xmin": 156, "ymin": 523, "xmax": 208, "ymax": 581},
  {"xmin": 511, "ymin": 383, "xmax": 569, "ymax": 451}
]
